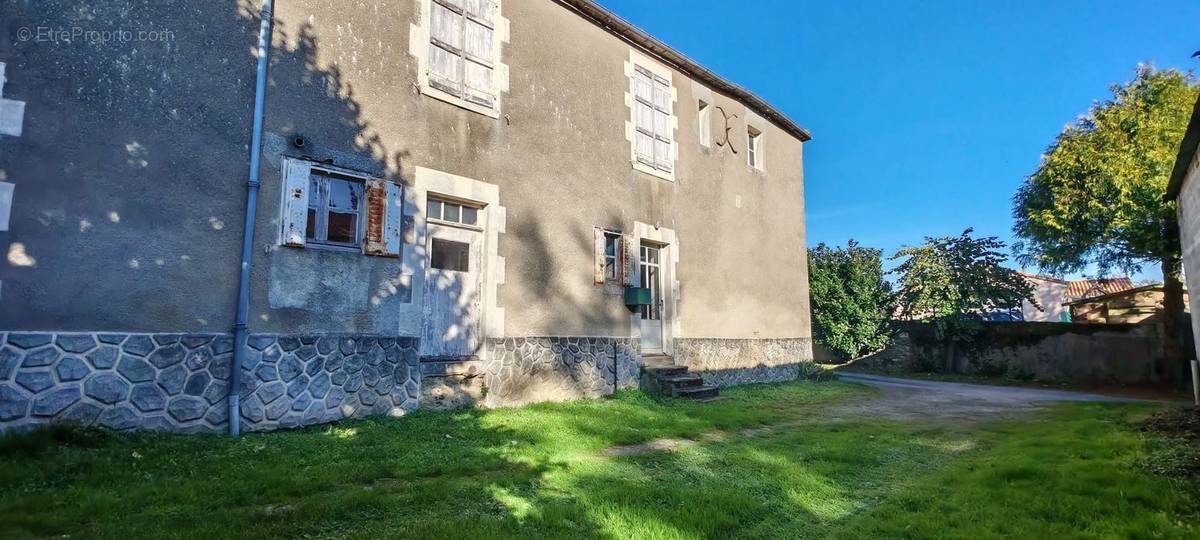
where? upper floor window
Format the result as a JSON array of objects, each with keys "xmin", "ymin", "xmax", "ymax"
[
  {"xmin": 429, "ymin": 0, "xmax": 496, "ymax": 108},
  {"xmin": 633, "ymin": 65, "xmax": 674, "ymax": 175},
  {"xmin": 697, "ymin": 99, "xmax": 712, "ymax": 148},
  {"xmin": 747, "ymin": 126, "xmax": 764, "ymax": 171}
]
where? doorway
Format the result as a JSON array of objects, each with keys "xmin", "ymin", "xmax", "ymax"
[{"xmin": 639, "ymin": 243, "xmax": 664, "ymax": 354}]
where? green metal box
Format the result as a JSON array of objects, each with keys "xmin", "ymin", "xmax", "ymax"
[{"xmin": 624, "ymin": 287, "xmax": 652, "ymax": 307}]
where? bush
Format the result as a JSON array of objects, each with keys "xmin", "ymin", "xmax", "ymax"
[{"xmin": 808, "ymin": 241, "xmax": 894, "ymax": 362}]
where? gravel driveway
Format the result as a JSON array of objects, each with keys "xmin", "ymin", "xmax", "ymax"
[{"xmin": 834, "ymin": 372, "xmax": 1148, "ymax": 422}]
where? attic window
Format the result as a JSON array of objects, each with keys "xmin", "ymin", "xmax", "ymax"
[{"xmin": 747, "ymin": 126, "xmax": 763, "ymax": 171}]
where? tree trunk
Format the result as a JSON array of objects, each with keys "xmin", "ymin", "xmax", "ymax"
[{"xmin": 1161, "ymin": 211, "xmax": 1190, "ymax": 385}]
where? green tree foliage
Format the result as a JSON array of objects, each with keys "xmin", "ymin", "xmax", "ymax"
[
  {"xmin": 891, "ymin": 229, "xmax": 1036, "ymax": 340},
  {"xmin": 1012, "ymin": 65, "xmax": 1199, "ymax": 364},
  {"xmin": 807, "ymin": 241, "xmax": 894, "ymax": 361}
]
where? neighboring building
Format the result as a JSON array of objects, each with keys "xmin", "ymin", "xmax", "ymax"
[
  {"xmin": 1166, "ymin": 92, "xmax": 1200, "ymax": 360},
  {"xmin": 1065, "ymin": 277, "xmax": 1136, "ymax": 301},
  {"xmin": 1020, "ymin": 273, "xmax": 1070, "ymax": 322},
  {"xmin": 0, "ymin": 1, "xmax": 814, "ymax": 433},
  {"xmin": 1065, "ymin": 284, "xmax": 1190, "ymax": 324}
]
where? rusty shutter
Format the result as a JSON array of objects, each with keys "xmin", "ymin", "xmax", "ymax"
[
  {"xmin": 280, "ymin": 159, "xmax": 311, "ymax": 247},
  {"xmin": 364, "ymin": 179, "xmax": 403, "ymax": 257},
  {"xmin": 621, "ymin": 234, "xmax": 635, "ymax": 287},
  {"xmin": 593, "ymin": 228, "xmax": 606, "ymax": 285}
]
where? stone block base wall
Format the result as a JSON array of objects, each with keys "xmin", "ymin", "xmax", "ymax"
[
  {"xmin": 673, "ymin": 338, "xmax": 814, "ymax": 388},
  {"xmin": 0, "ymin": 332, "xmax": 418, "ymax": 433},
  {"xmin": 482, "ymin": 337, "xmax": 641, "ymax": 407}
]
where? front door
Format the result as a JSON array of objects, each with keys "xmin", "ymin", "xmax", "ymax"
[
  {"xmin": 420, "ymin": 223, "xmax": 483, "ymax": 359},
  {"xmin": 639, "ymin": 243, "xmax": 664, "ymax": 354}
]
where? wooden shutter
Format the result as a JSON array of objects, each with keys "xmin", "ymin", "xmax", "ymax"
[
  {"xmin": 593, "ymin": 228, "xmax": 606, "ymax": 285},
  {"xmin": 620, "ymin": 234, "xmax": 635, "ymax": 287},
  {"xmin": 364, "ymin": 179, "xmax": 403, "ymax": 258},
  {"xmin": 280, "ymin": 159, "xmax": 311, "ymax": 248}
]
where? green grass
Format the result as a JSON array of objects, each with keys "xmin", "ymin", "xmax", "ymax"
[{"xmin": 1, "ymin": 381, "xmax": 1197, "ymax": 539}]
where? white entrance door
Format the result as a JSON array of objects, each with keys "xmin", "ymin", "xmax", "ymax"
[
  {"xmin": 420, "ymin": 223, "xmax": 483, "ymax": 359},
  {"xmin": 639, "ymin": 243, "xmax": 664, "ymax": 354}
]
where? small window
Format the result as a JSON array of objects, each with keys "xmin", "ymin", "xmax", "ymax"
[
  {"xmin": 306, "ymin": 171, "xmax": 364, "ymax": 247},
  {"xmin": 603, "ymin": 231, "xmax": 621, "ymax": 281},
  {"xmin": 430, "ymin": 238, "xmax": 470, "ymax": 272},
  {"xmin": 697, "ymin": 100, "xmax": 711, "ymax": 147},
  {"xmin": 428, "ymin": 196, "xmax": 480, "ymax": 226},
  {"xmin": 747, "ymin": 126, "xmax": 763, "ymax": 170}
]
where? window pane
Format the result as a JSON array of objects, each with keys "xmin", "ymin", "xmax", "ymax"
[
  {"xmin": 306, "ymin": 208, "xmax": 317, "ymax": 240},
  {"xmin": 634, "ymin": 69, "xmax": 653, "ymax": 101},
  {"xmin": 461, "ymin": 206, "xmax": 478, "ymax": 225},
  {"xmin": 465, "ymin": 0, "xmax": 492, "ymax": 24},
  {"xmin": 654, "ymin": 109, "xmax": 670, "ymax": 139},
  {"xmin": 431, "ymin": 238, "xmax": 470, "ymax": 272},
  {"xmin": 655, "ymin": 139, "xmax": 670, "ymax": 167},
  {"xmin": 429, "ymin": 44, "xmax": 462, "ymax": 85},
  {"xmin": 326, "ymin": 179, "xmax": 359, "ymax": 211},
  {"xmin": 464, "ymin": 20, "xmax": 492, "ymax": 61},
  {"xmin": 431, "ymin": 2, "xmax": 463, "ymax": 50},
  {"xmin": 653, "ymin": 82, "xmax": 670, "ymax": 111},
  {"xmin": 327, "ymin": 211, "xmax": 357, "ymax": 244},
  {"xmin": 636, "ymin": 101, "xmax": 654, "ymax": 132},
  {"xmin": 465, "ymin": 59, "xmax": 492, "ymax": 93},
  {"xmin": 444, "ymin": 202, "xmax": 461, "ymax": 223},
  {"xmin": 308, "ymin": 176, "xmax": 321, "ymax": 208},
  {"xmin": 636, "ymin": 132, "xmax": 654, "ymax": 162}
]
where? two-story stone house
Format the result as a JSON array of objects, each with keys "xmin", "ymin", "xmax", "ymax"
[{"xmin": 0, "ymin": 0, "xmax": 814, "ymax": 433}]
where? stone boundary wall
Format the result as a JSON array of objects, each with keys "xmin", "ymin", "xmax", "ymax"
[
  {"xmin": 855, "ymin": 322, "xmax": 1168, "ymax": 385},
  {"xmin": 0, "ymin": 332, "xmax": 419, "ymax": 433},
  {"xmin": 482, "ymin": 337, "xmax": 641, "ymax": 407},
  {"xmin": 673, "ymin": 338, "xmax": 813, "ymax": 388}
]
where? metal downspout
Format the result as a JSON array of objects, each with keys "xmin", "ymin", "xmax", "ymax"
[{"xmin": 230, "ymin": 0, "xmax": 275, "ymax": 437}]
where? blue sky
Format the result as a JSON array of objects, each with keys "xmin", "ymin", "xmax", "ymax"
[{"xmin": 597, "ymin": 0, "xmax": 1200, "ymax": 280}]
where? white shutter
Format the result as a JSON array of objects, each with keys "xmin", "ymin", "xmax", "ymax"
[
  {"xmin": 384, "ymin": 181, "xmax": 404, "ymax": 257},
  {"xmin": 280, "ymin": 159, "xmax": 311, "ymax": 248},
  {"xmin": 593, "ymin": 228, "xmax": 606, "ymax": 285}
]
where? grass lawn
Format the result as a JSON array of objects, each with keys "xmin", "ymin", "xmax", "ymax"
[{"xmin": 1, "ymin": 380, "xmax": 1197, "ymax": 539}]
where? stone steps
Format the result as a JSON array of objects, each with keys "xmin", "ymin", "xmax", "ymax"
[{"xmin": 642, "ymin": 356, "xmax": 719, "ymax": 401}]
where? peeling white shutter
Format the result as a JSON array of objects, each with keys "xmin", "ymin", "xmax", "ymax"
[
  {"xmin": 364, "ymin": 179, "xmax": 404, "ymax": 258},
  {"xmin": 593, "ymin": 228, "xmax": 606, "ymax": 285},
  {"xmin": 621, "ymin": 234, "xmax": 635, "ymax": 287},
  {"xmin": 384, "ymin": 181, "xmax": 404, "ymax": 257},
  {"xmin": 280, "ymin": 159, "xmax": 311, "ymax": 247}
]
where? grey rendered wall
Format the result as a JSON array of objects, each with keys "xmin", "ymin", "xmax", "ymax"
[
  {"xmin": 1178, "ymin": 150, "xmax": 1200, "ymax": 362},
  {"xmin": 0, "ymin": 0, "xmax": 259, "ymax": 332}
]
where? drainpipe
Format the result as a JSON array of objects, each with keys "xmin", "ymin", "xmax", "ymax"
[{"xmin": 229, "ymin": 0, "xmax": 275, "ymax": 437}]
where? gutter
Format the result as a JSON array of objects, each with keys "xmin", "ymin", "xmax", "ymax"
[
  {"xmin": 553, "ymin": 0, "xmax": 812, "ymax": 142},
  {"xmin": 229, "ymin": 0, "xmax": 275, "ymax": 437}
]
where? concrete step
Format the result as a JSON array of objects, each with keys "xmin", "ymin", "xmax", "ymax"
[
  {"xmin": 643, "ymin": 364, "xmax": 687, "ymax": 377},
  {"xmin": 676, "ymin": 384, "xmax": 719, "ymax": 400},
  {"xmin": 642, "ymin": 354, "xmax": 676, "ymax": 368},
  {"xmin": 658, "ymin": 374, "xmax": 703, "ymax": 394}
]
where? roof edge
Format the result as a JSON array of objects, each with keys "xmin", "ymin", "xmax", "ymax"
[
  {"xmin": 1165, "ymin": 94, "xmax": 1200, "ymax": 200},
  {"xmin": 553, "ymin": 0, "xmax": 812, "ymax": 142},
  {"xmin": 1062, "ymin": 283, "xmax": 1167, "ymax": 306}
]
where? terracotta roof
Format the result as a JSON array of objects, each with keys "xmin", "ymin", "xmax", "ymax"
[
  {"xmin": 1065, "ymin": 278, "xmax": 1136, "ymax": 300},
  {"xmin": 554, "ymin": 0, "xmax": 811, "ymax": 142}
]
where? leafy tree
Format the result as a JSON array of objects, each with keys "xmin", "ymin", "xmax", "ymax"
[
  {"xmin": 807, "ymin": 241, "xmax": 894, "ymax": 361},
  {"xmin": 1012, "ymin": 66, "xmax": 1199, "ymax": 365},
  {"xmin": 891, "ymin": 229, "xmax": 1036, "ymax": 340}
]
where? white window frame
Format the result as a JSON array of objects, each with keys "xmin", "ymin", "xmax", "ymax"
[
  {"xmin": 427, "ymin": 194, "xmax": 484, "ymax": 230},
  {"xmin": 410, "ymin": 0, "xmax": 508, "ymax": 118},
  {"xmin": 626, "ymin": 50, "xmax": 676, "ymax": 181},
  {"xmin": 747, "ymin": 126, "xmax": 764, "ymax": 171},
  {"xmin": 306, "ymin": 170, "xmax": 367, "ymax": 250}
]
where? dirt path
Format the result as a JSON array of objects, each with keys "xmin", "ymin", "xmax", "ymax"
[
  {"xmin": 602, "ymin": 373, "xmax": 1151, "ymax": 456},
  {"xmin": 832, "ymin": 372, "xmax": 1148, "ymax": 422}
]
